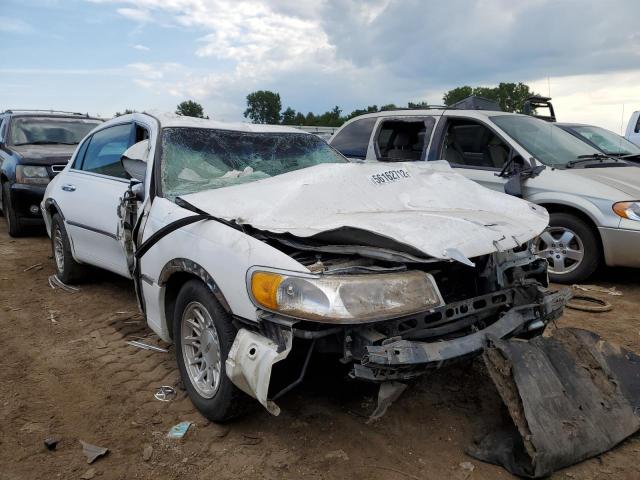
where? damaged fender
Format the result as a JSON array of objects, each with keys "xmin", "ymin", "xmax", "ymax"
[{"xmin": 225, "ymin": 328, "xmax": 293, "ymax": 416}]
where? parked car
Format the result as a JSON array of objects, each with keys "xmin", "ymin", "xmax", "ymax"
[
  {"xmin": 625, "ymin": 110, "xmax": 640, "ymax": 147},
  {"xmin": 557, "ymin": 123, "xmax": 640, "ymax": 162},
  {"xmin": 41, "ymin": 112, "xmax": 566, "ymax": 421},
  {"xmin": 329, "ymin": 108, "xmax": 640, "ymax": 283},
  {"xmin": 0, "ymin": 110, "xmax": 102, "ymax": 236}
]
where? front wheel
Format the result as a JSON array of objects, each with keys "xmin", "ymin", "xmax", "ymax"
[
  {"xmin": 2, "ymin": 182, "xmax": 24, "ymax": 237},
  {"xmin": 174, "ymin": 279, "xmax": 249, "ymax": 422},
  {"xmin": 534, "ymin": 212, "xmax": 599, "ymax": 284}
]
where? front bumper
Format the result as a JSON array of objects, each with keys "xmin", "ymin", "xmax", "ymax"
[
  {"xmin": 9, "ymin": 183, "xmax": 47, "ymax": 224},
  {"xmin": 599, "ymin": 226, "xmax": 640, "ymax": 268},
  {"xmin": 352, "ymin": 287, "xmax": 570, "ymax": 381}
]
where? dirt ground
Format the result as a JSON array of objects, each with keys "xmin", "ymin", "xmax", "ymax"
[{"xmin": 1, "ymin": 222, "xmax": 639, "ymax": 480}]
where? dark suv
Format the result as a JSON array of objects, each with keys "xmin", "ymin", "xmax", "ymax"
[{"xmin": 0, "ymin": 110, "xmax": 102, "ymax": 236}]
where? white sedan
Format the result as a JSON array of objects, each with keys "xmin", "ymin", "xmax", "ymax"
[{"xmin": 42, "ymin": 112, "xmax": 567, "ymax": 421}]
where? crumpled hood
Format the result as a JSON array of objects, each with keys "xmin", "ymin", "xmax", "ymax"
[
  {"xmin": 568, "ymin": 166, "xmax": 640, "ymax": 198},
  {"xmin": 10, "ymin": 144, "xmax": 76, "ymax": 166},
  {"xmin": 181, "ymin": 162, "xmax": 549, "ymax": 262}
]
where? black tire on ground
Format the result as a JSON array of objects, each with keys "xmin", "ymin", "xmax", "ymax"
[
  {"xmin": 51, "ymin": 213, "xmax": 86, "ymax": 283},
  {"xmin": 545, "ymin": 212, "xmax": 599, "ymax": 284},
  {"xmin": 173, "ymin": 279, "xmax": 250, "ymax": 422},
  {"xmin": 2, "ymin": 182, "xmax": 25, "ymax": 237}
]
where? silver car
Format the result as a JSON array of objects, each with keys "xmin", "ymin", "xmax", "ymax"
[{"xmin": 329, "ymin": 108, "xmax": 640, "ymax": 283}]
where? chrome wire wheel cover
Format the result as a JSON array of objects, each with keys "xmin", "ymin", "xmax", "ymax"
[
  {"xmin": 181, "ymin": 301, "xmax": 222, "ymax": 399},
  {"xmin": 53, "ymin": 225, "xmax": 65, "ymax": 273},
  {"xmin": 534, "ymin": 227, "xmax": 585, "ymax": 275}
]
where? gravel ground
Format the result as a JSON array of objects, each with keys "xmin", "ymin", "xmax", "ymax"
[{"xmin": 1, "ymin": 222, "xmax": 639, "ymax": 480}]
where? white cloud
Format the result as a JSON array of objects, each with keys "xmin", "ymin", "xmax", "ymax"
[
  {"xmin": 116, "ymin": 7, "xmax": 152, "ymax": 23},
  {"xmin": 528, "ymin": 71, "xmax": 640, "ymax": 134},
  {"xmin": 86, "ymin": 0, "xmax": 640, "ymax": 125},
  {"xmin": 133, "ymin": 44, "xmax": 151, "ymax": 51}
]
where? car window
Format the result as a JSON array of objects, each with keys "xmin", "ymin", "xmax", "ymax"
[
  {"xmin": 376, "ymin": 118, "xmax": 434, "ymax": 161},
  {"xmin": 72, "ymin": 137, "xmax": 91, "ymax": 169},
  {"xmin": 441, "ymin": 119, "xmax": 511, "ymax": 169},
  {"xmin": 491, "ymin": 115, "xmax": 599, "ymax": 167},
  {"xmin": 161, "ymin": 128, "xmax": 346, "ymax": 200},
  {"xmin": 571, "ymin": 125, "xmax": 640, "ymax": 156},
  {"xmin": 81, "ymin": 124, "xmax": 132, "ymax": 178},
  {"xmin": 9, "ymin": 117, "xmax": 101, "ymax": 146},
  {"xmin": 330, "ymin": 117, "xmax": 377, "ymax": 158},
  {"xmin": 0, "ymin": 118, "xmax": 5, "ymax": 142}
]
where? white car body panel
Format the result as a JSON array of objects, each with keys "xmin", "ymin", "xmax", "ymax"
[
  {"xmin": 182, "ymin": 161, "xmax": 549, "ymax": 263},
  {"xmin": 625, "ymin": 110, "xmax": 640, "ymax": 147}
]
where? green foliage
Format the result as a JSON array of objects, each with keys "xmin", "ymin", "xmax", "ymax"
[
  {"xmin": 281, "ymin": 107, "xmax": 296, "ymax": 125},
  {"xmin": 442, "ymin": 86, "xmax": 473, "ymax": 107},
  {"xmin": 244, "ymin": 90, "xmax": 282, "ymax": 124},
  {"xmin": 408, "ymin": 101, "xmax": 430, "ymax": 109},
  {"xmin": 114, "ymin": 108, "xmax": 137, "ymax": 117},
  {"xmin": 176, "ymin": 100, "xmax": 207, "ymax": 119},
  {"xmin": 442, "ymin": 82, "xmax": 537, "ymax": 113}
]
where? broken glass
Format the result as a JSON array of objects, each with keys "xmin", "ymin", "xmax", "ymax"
[{"xmin": 160, "ymin": 128, "xmax": 346, "ymax": 199}]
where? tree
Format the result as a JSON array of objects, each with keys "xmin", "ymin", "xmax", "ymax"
[
  {"xmin": 346, "ymin": 105, "xmax": 378, "ymax": 119},
  {"xmin": 442, "ymin": 86, "xmax": 473, "ymax": 106},
  {"xmin": 408, "ymin": 101, "xmax": 429, "ymax": 109},
  {"xmin": 244, "ymin": 90, "xmax": 282, "ymax": 124},
  {"xmin": 114, "ymin": 108, "xmax": 137, "ymax": 117},
  {"xmin": 380, "ymin": 103, "xmax": 397, "ymax": 111},
  {"xmin": 281, "ymin": 107, "xmax": 296, "ymax": 125},
  {"xmin": 442, "ymin": 82, "xmax": 536, "ymax": 113},
  {"xmin": 176, "ymin": 100, "xmax": 207, "ymax": 118}
]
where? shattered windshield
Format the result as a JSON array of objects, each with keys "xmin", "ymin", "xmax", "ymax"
[
  {"xmin": 160, "ymin": 127, "xmax": 347, "ymax": 199},
  {"xmin": 10, "ymin": 117, "xmax": 101, "ymax": 146},
  {"xmin": 491, "ymin": 115, "xmax": 601, "ymax": 167}
]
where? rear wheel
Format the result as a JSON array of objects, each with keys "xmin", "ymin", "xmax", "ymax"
[
  {"xmin": 174, "ymin": 279, "xmax": 249, "ymax": 422},
  {"xmin": 534, "ymin": 212, "xmax": 599, "ymax": 284},
  {"xmin": 51, "ymin": 213, "xmax": 86, "ymax": 283},
  {"xmin": 2, "ymin": 182, "xmax": 24, "ymax": 237}
]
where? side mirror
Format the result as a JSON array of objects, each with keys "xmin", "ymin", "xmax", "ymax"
[{"xmin": 121, "ymin": 140, "xmax": 150, "ymax": 182}]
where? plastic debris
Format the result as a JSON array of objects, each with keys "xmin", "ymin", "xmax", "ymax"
[
  {"xmin": 167, "ymin": 421, "xmax": 192, "ymax": 439},
  {"xmin": 48, "ymin": 275, "xmax": 80, "ymax": 293},
  {"xmin": 366, "ymin": 381, "xmax": 408, "ymax": 424},
  {"xmin": 154, "ymin": 386, "xmax": 176, "ymax": 402},
  {"xmin": 572, "ymin": 284, "xmax": 622, "ymax": 296},
  {"xmin": 80, "ymin": 440, "xmax": 109, "ymax": 464},
  {"xmin": 44, "ymin": 437, "xmax": 60, "ymax": 451},
  {"xmin": 24, "ymin": 263, "xmax": 42, "ymax": 272},
  {"xmin": 126, "ymin": 340, "xmax": 168, "ymax": 353},
  {"xmin": 142, "ymin": 445, "xmax": 153, "ymax": 461}
]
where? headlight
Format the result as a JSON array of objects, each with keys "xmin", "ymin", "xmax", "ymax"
[
  {"xmin": 249, "ymin": 270, "xmax": 443, "ymax": 323},
  {"xmin": 613, "ymin": 201, "xmax": 640, "ymax": 222},
  {"xmin": 16, "ymin": 165, "xmax": 50, "ymax": 185}
]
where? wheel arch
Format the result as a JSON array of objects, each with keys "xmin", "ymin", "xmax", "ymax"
[
  {"xmin": 158, "ymin": 258, "xmax": 232, "ymax": 340},
  {"xmin": 538, "ymin": 203, "xmax": 604, "ymax": 259}
]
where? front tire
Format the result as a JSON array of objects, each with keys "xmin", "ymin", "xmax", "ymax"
[
  {"xmin": 51, "ymin": 213, "xmax": 86, "ymax": 283},
  {"xmin": 174, "ymin": 279, "xmax": 248, "ymax": 422},
  {"xmin": 534, "ymin": 212, "xmax": 599, "ymax": 284},
  {"xmin": 2, "ymin": 182, "xmax": 24, "ymax": 237}
]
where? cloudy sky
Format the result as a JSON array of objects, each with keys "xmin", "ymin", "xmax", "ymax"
[{"xmin": 1, "ymin": 0, "xmax": 639, "ymax": 132}]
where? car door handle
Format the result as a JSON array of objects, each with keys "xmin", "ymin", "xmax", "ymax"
[{"xmin": 61, "ymin": 184, "xmax": 76, "ymax": 192}]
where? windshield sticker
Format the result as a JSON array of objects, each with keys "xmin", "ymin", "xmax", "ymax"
[{"xmin": 370, "ymin": 169, "xmax": 411, "ymax": 185}]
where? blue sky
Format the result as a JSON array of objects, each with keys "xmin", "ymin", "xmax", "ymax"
[{"xmin": 1, "ymin": 0, "xmax": 639, "ymax": 131}]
